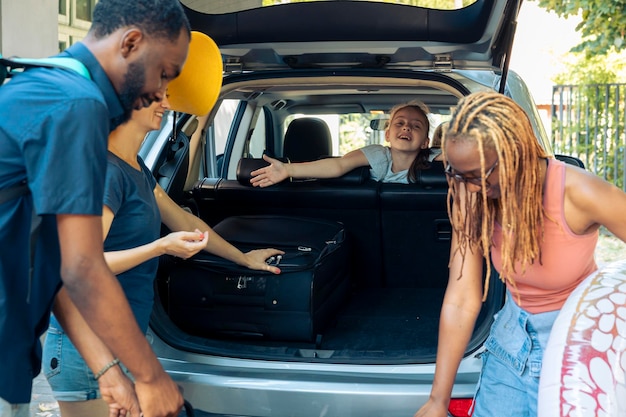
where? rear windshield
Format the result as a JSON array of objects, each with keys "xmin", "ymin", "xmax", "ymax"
[
  {"xmin": 182, "ymin": 0, "xmax": 479, "ymax": 14},
  {"xmin": 282, "ymin": 111, "xmax": 450, "ymax": 157}
]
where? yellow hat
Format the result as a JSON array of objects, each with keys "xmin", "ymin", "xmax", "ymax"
[{"xmin": 168, "ymin": 31, "xmax": 223, "ymax": 116}]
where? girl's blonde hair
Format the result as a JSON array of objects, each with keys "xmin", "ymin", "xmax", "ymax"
[
  {"xmin": 442, "ymin": 91, "xmax": 550, "ymax": 299},
  {"xmin": 386, "ymin": 100, "xmax": 432, "ymax": 182}
]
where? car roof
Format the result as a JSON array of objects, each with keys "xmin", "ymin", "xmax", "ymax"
[{"xmin": 180, "ymin": 0, "xmax": 522, "ymax": 77}]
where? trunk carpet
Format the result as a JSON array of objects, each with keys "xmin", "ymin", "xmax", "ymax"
[{"xmin": 320, "ymin": 287, "xmax": 445, "ymax": 355}]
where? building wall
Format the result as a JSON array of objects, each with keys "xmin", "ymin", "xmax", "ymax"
[
  {"xmin": 0, "ymin": 0, "xmax": 96, "ymax": 58},
  {"xmin": 58, "ymin": 0, "xmax": 97, "ymax": 51},
  {"xmin": 0, "ymin": 0, "xmax": 57, "ymax": 58}
]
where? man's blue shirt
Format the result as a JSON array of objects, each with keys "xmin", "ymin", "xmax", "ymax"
[{"xmin": 0, "ymin": 43, "xmax": 124, "ymax": 403}]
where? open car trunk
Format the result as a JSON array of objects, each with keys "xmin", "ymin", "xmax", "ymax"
[
  {"xmin": 152, "ymin": 271, "xmax": 504, "ymax": 363},
  {"xmin": 150, "ymin": 169, "xmax": 506, "ymax": 364},
  {"xmin": 145, "ymin": 0, "xmax": 521, "ymax": 370},
  {"xmin": 146, "ymin": 73, "xmax": 513, "ymax": 369}
]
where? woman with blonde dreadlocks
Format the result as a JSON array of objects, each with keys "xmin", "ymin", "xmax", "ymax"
[{"xmin": 414, "ymin": 91, "xmax": 626, "ymax": 417}]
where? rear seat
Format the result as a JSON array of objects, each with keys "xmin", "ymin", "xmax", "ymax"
[
  {"xmin": 196, "ymin": 162, "xmax": 383, "ymax": 286},
  {"xmin": 191, "ymin": 159, "xmax": 450, "ymax": 289},
  {"xmin": 379, "ymin": 162, "xmax": 450, "ymax": 288}
]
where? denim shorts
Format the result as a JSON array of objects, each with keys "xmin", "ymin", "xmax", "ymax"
[
  {"xmin": 471, "ymin": 291, "xmax": 559, "ymax": 417},
  {"xmin": 42, "ymin": 322, "xmax": 102, "ymax": 402}
]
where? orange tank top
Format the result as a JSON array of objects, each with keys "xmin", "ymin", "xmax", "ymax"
[{"xmin": 491, "ymin": 158, "xmax": 598, "ymax": 313}]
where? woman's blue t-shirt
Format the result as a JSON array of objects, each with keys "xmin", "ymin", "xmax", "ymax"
[{"xmin": 103, "ymin": 153, "xmax": 160, "ymax": 333}]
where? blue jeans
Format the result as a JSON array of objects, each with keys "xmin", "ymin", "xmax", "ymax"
[{"xmin": 471, "ymin": 292, "xmax": 559, "ymax": 417}]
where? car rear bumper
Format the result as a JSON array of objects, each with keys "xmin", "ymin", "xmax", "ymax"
[{"xmin": 152, "ymin": 333, "xmax": 482, "ymax": 417}]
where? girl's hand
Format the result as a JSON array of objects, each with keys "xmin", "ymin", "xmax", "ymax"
[
  {"xmin": 250, "ymin": 154, "xmax": 289, "ymax": 187},
  {"xmin": 161, "ymin": 230, "xmax": 208, "ymax": 259}
]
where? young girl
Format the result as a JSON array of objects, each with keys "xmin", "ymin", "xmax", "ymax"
[
  {"xmin": 414, "ymin": 91, "xmax": 626, "ymax": 417},
  {"xmin": 250, "ymin": 100, "xmax": 431, "ymax": 185},
  {"xmin": 42, "ymin": 95, "xmax": 284, "ymax": 417}
]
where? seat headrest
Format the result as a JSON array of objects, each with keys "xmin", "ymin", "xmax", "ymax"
[
  {"xmin": 237, "ymin": 158, "xmax": 270, "ymax": 186},
  {"xmin": 236, "ymin": 157, "xmax": 371, "ymax": 187},
  {"xmin": 283, "ymin": 117, "xmax": 332, "ymax": 162},
  {"xmin": 418, "ymin": 161, "xmax": 448, "ymax": 188}
]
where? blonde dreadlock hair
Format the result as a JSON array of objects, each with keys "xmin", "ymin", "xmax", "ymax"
[
  {"xmin": 386, "ymin": 100, "xmax": 432, "ymax": 183},
  {"xmin": 442, "ymin": 92, "xmax": 550, "ymax": 300}
]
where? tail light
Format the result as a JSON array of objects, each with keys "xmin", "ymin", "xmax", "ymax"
[{"xmin": 448, "ymin": 398, "xmax": 473, "ymax": 417}]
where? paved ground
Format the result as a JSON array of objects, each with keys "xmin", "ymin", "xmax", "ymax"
[
  {"xmin": 30, "ymin": 372, "xmax": 60, "ymax": 417},
  {"xmin": 29, "ymin": 372, "xmax": 198, "ymax": 417}
]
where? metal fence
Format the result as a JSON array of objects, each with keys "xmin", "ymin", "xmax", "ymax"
[{"xmin": 551, "ymin": 83, "xmax": 626, "ymax": 190}]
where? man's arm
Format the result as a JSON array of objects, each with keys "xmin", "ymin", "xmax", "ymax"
[
  {"xmin": 52, "ymin": 288, "xmax": 141, "ymax": 417},
  {"xmin": 56, "ymin": 213, "xmax": 183, "ymax": 417}
]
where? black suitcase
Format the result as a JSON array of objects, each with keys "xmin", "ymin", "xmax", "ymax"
[{"xmin": 166, "ymin": 215, "xmax": 351, "ymax": 342}]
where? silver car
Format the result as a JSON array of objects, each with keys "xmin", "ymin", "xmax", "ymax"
[{"xmin": 142, "ymin": 1, "xmax": 553, "ymax": 416}]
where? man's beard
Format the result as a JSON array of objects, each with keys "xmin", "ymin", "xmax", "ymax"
[{"xmin": 117, "ymin": 60, "xmax": 148, "ymax": 125}]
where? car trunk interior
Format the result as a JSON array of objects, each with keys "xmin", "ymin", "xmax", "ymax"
[
  {"xmin": 149, "ymin": 72, "xmax": 506, "ymax": 364},
  {"xmin": 152, "ymin": 271, "xmax": 504, "ymax": 363}
]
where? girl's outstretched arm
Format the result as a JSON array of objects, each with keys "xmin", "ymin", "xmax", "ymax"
[{"xmin": 250, "ymin": 151, "xmax": 369, "ymax": 187}]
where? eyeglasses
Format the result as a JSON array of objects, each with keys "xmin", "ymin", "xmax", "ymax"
[{"xmin": 445, "ymin": 159, "xmax": 499, "ymax": 186}]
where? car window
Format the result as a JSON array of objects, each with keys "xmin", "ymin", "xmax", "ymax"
[
  {"xmin": 283, "ymin": 111, "xmax": 452, "ymax": 157},
  {"xmin": 248, "ymin": 109, "xmax": 267, "ymax": 159},
  {"xmin": 212, "ymin": 99, "xmax": 239, "ymax": 157},
  {"xmin": 182, "ymin": 0, "xmax": 479, "ymax": 14},
  {"xmin": 284, "ymin": 113, "xmax": 384, "ymax": 157},
  {"xmin": 201, "ymin": 99, "xmax": 239, "ymax": 178}
]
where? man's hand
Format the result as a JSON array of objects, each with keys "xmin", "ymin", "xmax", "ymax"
[
  {"xmin": 134, "ymin": 372, "xmax": 184, "ymax": 417},
  {"xmin": 97, "ymin": 365, "xmax": 141, "ymax": 417}
]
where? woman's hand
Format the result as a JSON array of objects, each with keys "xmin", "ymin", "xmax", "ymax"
[
  {"xmin": 250, "ymin": 154, "xmax": 289, "ymax": 187},
  {"xmin": 413, "ymin": 398, "xmax": 449, "ymax": 417},
  {"xmin": 159, "ymin": 229, "xmax": 208, "ymax": 259},
  {"xmin": 243, "ymin": 248, "xmax": 285, "ymax": 274}
]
